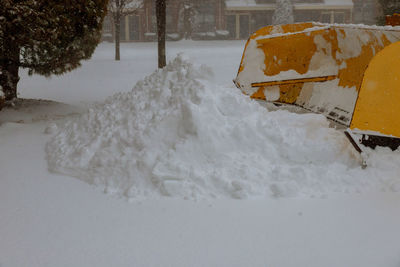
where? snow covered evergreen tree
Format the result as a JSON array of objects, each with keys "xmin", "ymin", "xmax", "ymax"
[
  {"xmin": 0, "ymin": 0, "xmax": 108, "ymax": 104},
  {"xmin": 272, "ymin": 0, "xmax": 294, "ymax": 25}
]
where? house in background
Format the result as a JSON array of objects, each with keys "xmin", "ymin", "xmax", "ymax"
[
  {"xmin": 102, "ymin": 0, "xmax": 226, "ymax": 42},
  {"xmin": 225, "ymin": 0, "xmax": 353, "ymax": 39},
  {"xmin": 102, "ymin": 0, "xmax": 355, "ymax": 42}
]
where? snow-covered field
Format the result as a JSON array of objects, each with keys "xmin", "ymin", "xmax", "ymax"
[{"xmin": 1, "ymin": 41, "xmax": 400, "ymax": 267}]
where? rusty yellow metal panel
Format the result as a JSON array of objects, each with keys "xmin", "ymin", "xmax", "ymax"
[
  {"xmin": 350, "ymin": 41, "xmax": 400, "ymax": 137},
  {"xmin": 237, "ymin": 23, "xmax": 318, "ymax": 75},
  {"xmin": 255, "ymin": 28, "xmax": 325, "ymax": 77}
]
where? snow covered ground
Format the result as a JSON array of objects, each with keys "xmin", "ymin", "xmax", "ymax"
[{"xmin": 1, "ymin": 40, "xmax": 400, "ymax": 267}]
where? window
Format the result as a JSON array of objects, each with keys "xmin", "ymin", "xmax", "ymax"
[
  {"xmin": 120, "ymin": 16, "xmax": 126, "ymax": 41},
  {"xmin": 226, "ymin": 15, "xmax": 236, "ymax": 39},
  {"xmin": 102, "ymin": 16, "xmax": 112, "ymax": 34},
  {"xmin": 239, "ymin": 14, "xmax": 250, "ymax": 39},
  {"xmin": 321, "ymin": 12, "xmax": 332, "ymax": 23},
  {"xmin": 129, "ymin": 15, "xmax": 140, "ymax": 41},
  {"xmin": 320, "ymin": 11, "xmax": 346, "ymax": 24},
  {"xmin": 253, "ymin": 12, "xmax": 273, "ymax": 30},
  {"xmin": 193, "ymin": 1, "xmax": 216, "ymax": 32},
  {"xmin": 334, "ymin": 12, "xmax": 345, "ymax": 23}
]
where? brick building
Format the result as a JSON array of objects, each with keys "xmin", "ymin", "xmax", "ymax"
[{"xmin": 103, "ymin": 0, "xmax": 354, "ymax": 42}]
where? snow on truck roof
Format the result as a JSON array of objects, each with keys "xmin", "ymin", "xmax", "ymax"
[{"xmin": 225, "ymin": 0, "xmax": 353, "ymax": 10}]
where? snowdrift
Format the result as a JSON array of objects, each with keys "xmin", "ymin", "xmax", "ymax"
[{"xmin": 46, "ymin": 54, "xmax": 400, "ymax": 199}]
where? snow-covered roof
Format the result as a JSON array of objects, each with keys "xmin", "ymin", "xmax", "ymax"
[
  {"xmin": 225, "ymin": 0, "xmax": 353, "ymax": 10},
  {"xmin": 125, "ymin": 1, "xmax": 142, "ymax": 9},
  {"xmin": 225, "ymin": 0, "xmax": 257, "ymax": 7},
  {"xmin": 324, "ymin": 0, "xmax": 353, "ymax": 5}
]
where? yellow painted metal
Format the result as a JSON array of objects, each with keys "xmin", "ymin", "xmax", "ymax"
[
  {"xmin": 237, "ymin": 22, "xmax": 318, "ymax": 75},
  {"xmin": 236, "ymin": 22, "xmax": 400, "ymax": 105},
  {"xmin": 350, "ymin": 41, "xmax": 400, "ymax": 137},
  {"xmin": 244, "ymin": 24, "xmax": 329, "ymax": 104},
  {"xmin": 250, "ymin": 83, "xmax": 304, "ymax": 104}
]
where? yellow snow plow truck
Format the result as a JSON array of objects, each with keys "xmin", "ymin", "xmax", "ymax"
[{"xmin": 234, "ymin": 22, "xmax": 400, "ymax": 156}]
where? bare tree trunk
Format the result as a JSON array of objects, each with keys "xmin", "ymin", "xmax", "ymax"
[
  {"xmin": 114, "ymin": 10, "xmax": 121, "ymax": 61},
  {"xmin": 156, "ymin": 0, "xmax": 166, "ymax": 68},
  {"xmin": 0, "ymin": 46, "xmax": 20, "ymax": 101}
]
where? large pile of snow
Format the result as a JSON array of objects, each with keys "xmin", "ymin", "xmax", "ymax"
[{"xmin": 46, "ymin": 54, "xmax": 400, "ymax": 199}]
